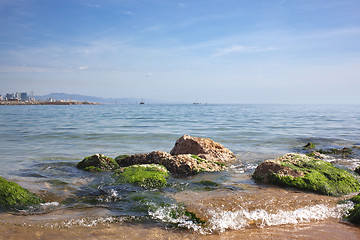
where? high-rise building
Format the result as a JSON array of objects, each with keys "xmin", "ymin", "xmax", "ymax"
[
  {"xmin": 20, "ymin": 92, "xmax": 28, "ymax": 101},
  {"xmin": 0, "ymin": 95, "xmax": 3, "ymax": 101}
]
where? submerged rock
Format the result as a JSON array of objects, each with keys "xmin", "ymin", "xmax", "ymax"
[
  {"xmin": 113, "ymin": 164, "xmax": 169, "ymax": 188},
  {"xmin": 0, "ymin": 176, "xmax": 44, "ymax": 209},
  {"xmin": 170, "ymin": 135, "xmax": 236, "ymax": 163},
  {"xmin": 77, "ymin": 154, "xmax": 119, "ymax": 171},
  {"xmin": 252, "ymin": 153, "xmax": 360, "ymax": 196},
  {"xmin": 115, "ymin": 151, "xmax": 225, "ymax": 176},
  {"xmin": 317, "ymin": 147, "xmax": 353, "ymax": 157}
]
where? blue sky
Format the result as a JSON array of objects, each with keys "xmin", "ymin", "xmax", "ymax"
[{"xmin": 1, "ymin": 0, "xmax": 359, "ymax": 104}]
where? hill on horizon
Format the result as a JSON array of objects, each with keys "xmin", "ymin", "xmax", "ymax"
[{"xmin": 35, "ymin": 93, "xmax": 167, "ymax": 104}]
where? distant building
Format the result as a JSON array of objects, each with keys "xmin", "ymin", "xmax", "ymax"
[
  {"xmin": 0, "ymin": 95, "xmax": 2, "ymax": 101},
  {"xmin": 20, "ymin": 92, "xmax": 28, "ymax": 101},
  {"xmin": 5, "ymin": 93, "xmax": 15, "ymax": 100}
]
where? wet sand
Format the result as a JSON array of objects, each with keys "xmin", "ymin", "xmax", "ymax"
[
  {"xmin": 0, "ymin": 217, "xmax": 359, "ymax": 240},
  {"xmin": 1, "ymin": 185, "xmax": 359, "ymax": 240}
]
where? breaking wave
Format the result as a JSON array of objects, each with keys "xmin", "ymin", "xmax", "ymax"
[
  {"xmin": 148, "ymin": 202, "xmax": 354, "ymax": 234},
  {"xmin": 205, "ymin": 202, "xmax": 354, "ymax": 233}
]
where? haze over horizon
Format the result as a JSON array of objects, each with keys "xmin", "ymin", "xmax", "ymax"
[{"xmin": 1, "ymin": 0, "xmax": 360, "ymax": 104}]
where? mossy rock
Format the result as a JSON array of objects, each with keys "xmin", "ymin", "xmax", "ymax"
[
  {"xmin": 113, "ymin": 164, "xmax": 169, "ymax": 189},
  {"xmin": 191, "ymin": 155, "xmax": 206, "ymax": 162},
  {"xmin": 83, "ymin": 166, "xmax": 104, "ymax": 172},
  {"xmin": 318, "ymin": 147, "xmax": 353, "ymax": 157},
  {"xmin": 0, "ymin": 176, "xmax": 44, "ymax": 210},
  {"xmin": 77, "ymin": 154, "xmax": 119, "ymax": 171},
  {"xmin": 114, "ymin": 155, "xmax": 129, "ymax": 164},
  {"xmin": 303, "ymin": 142, "xmax": 316, "ymax": 150},
  {"xmin": 347, "ymin": 194, "xmax": 360, "ymax": 224},
  {"xmin": 252, "ymin": 153, "xmax": 360, "ymax": 196}
]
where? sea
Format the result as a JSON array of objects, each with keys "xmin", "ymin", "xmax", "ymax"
[{"xmin": 0, "ymin": 104, "xmax": 360, "ymax": 239}]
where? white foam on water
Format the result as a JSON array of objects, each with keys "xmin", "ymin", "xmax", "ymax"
[
  {"xmin": 97, "ymin": 189, "xmax": 121, "ymax": 202},
  {"xmin": 205, "ymin": 202, "xmax": 354, "ymax": 233},
  {"xmin": 40, "ymin": 202, "xmax": 60, "ymax": 207},
  {"xmin": 24, "ymin": 201, "xmax": 61, "ymax": 213},
  {"xmin": 43, "ymin": 216, "xmax": 128, "ymax": 228},
  {"xmin": 147, "ymin": 203, "xmax": 203, "ymax": 232},
  {"xmin": 39, "ymin": 201, "xmax": 355, "ymax": 234}
]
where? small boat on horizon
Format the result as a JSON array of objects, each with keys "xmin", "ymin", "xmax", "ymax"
[{"xmin": 140, "ymin": 99, "xmax": 145, "ymax": 105}]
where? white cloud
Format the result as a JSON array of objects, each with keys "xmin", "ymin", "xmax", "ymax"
[{"xmin": 78, "ymin": 66, "xmax": 89, "ymax": 70}]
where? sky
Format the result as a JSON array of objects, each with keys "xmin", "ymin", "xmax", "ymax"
[{"xmin": 0, "ymin": 0, "xmax": 360, "ymax": 104}]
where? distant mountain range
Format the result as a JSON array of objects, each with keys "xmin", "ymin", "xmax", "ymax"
[{"xmin": 35, "ymin": 93, "xmax": 167, "ymax": 104}]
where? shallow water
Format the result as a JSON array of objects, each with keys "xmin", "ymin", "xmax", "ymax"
[{"xmin": 1, "ymin": 104, "xmax": 360, "ymax": 239}]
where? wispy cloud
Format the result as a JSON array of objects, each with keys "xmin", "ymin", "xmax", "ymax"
[
  {"xmin": 122, "ymin": 11, "xmax": 135, "ymax": 16},
  {"xmin": 80, "ymin": 1, "xmax": 101, "ymax": 8},
  {"xmin": 78, "ymin": 66, "xmax": 89, "ymax": 70},
  {"xmin": 178, "ymin": 3, "xmax": 186, "ymax": 9},
  {"xmin": 0, "ymin": 65, "xmax": 61, "ymax": 73},
  {"xmin": 140, "ymin": 25, "xmax": 162, "ymax": 32},
  {"xmin": 212, "ymin": 45, "xmax": 277, "ymax": 57}
]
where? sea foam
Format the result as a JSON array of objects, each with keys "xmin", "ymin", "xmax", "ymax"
[{"xmin": 205, "ymin": 202, "xmax": 354, "ymax": 233}]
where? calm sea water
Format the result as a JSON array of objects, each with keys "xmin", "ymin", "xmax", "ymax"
[
  {"xmin": 1, "ymin": 104, "xmax": 359, "ymax": 179},
  {"xmin": 1, "ymin": 104, "xmax": 359, "ymax": 169},
  {"xmin": 1, "ymin": 104, "xmax": 360, "ymax": 238}
]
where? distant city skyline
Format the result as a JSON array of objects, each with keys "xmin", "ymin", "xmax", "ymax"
[{"xmin": 1, "ymin": 0, "xmax": 360, "ymax": 104}]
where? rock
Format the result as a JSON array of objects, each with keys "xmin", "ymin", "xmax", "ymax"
[
  {"xmin": 318, "ymin": 147, "xmax": 353, "ymax": 157},
  {"xmin": 170, "ymin": 135, "xmax": 236, "ymax": 163},
  {"xmin": 305, "ymin": 151, "xmax": 328, "ymax": 159},
  {"xmin": 348, "ymin": 194, "xmax": 360, "ymax": 224},
  {"xmin": 0, "ymin": 176, "xmax": 44, "ymax": 209},
  {"xmin": 113, "ymin": 164, "xmax": 169, "ymax": 188},
  {"xmin": 303, "ymin": 142, "xmax": 316, "ymax": 150},
  {"xmin": 115, "ymin": 151, "xmax": 226, "ymax": 176},
  {"xmin": 355, "ymin": 166, "xmax": 360, "ymax": 175},
  {"xmin": 252, "ymin": 153, "xmax": 360, "ymax": 196},
  {"xmin": 77, "ymin": 154, "xmax": 119, "ymax": 171}
]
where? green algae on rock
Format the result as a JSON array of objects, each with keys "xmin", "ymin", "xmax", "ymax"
[
  {"xmin": 318, "ymin": 147, "xmax": 353, "ymax": 157},
  {"xmin": 303, "ymin": 142, "xmax": 316, "ymax": 150},
  {"xmin": 77, "ymin": 154, "xmax": 119, "ymax": 171},
  {"xmin": 113, "ymin": 164, "xmax": 169, "ymax": 189},
  {"xmin": 0, "ymin": 176, "xmax": 44, "ymax": 210},
  {"xmin": 252, "ymin": 153, "xmax": 360, "ymax": 196},
  {"xmin": 347, "ymin": 194, "xmax": 360, "ymax": 224}
]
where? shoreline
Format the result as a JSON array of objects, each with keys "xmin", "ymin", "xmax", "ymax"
[{"xmin": 0, "ymin": 100, "xmax": 100, "ymax": 105}]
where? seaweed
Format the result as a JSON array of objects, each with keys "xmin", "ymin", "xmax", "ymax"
[
  {"xmin": 113, "ymin": 164, "xmax": 169, "ymax": 189},
  {"xmin": 253, "ymin": 154, "xmax": 360, "ymax": 196},
  {"xmin": 0, "ymin": 176, "xmax": 44, "ymax": 210},
  {"xmin": 77, "ymin": 154, "xmax": 119, "ymax": 171}
]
